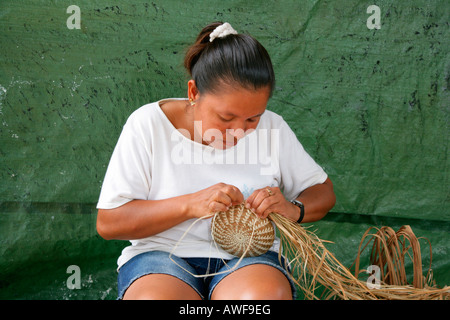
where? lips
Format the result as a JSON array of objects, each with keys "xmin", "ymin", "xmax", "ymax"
[
  {"xmin": 207, "ymin": 139, "xmax": 236, "ymax": 150},
  {"xmin": 205, "ymin": 136, "xmax": 238, "ymax": 149},
  {"xmin": 223, "ymin": 137, "xmax": 238, "ymax": 148},
  {"xmin": 224, "ymin": 140, "xmax": 236, "ymax": 147}
]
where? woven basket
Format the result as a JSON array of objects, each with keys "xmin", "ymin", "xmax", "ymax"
[{"xmin": 211, "ymin": 204, "xmax": 275, "ymax": 257}]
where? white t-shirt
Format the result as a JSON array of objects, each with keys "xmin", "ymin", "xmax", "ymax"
[{"xmin": 97, "ymin": 98, "xmax": 328, "ymax": 269}]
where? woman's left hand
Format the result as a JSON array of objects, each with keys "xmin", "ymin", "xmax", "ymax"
[{"xmin": 245, "ymin": 187, "xmax": 298, "ymax": 221}]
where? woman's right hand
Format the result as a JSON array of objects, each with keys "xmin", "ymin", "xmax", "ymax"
[
  {"xmin": 97, "ymin": 183, "xmax": 244, "ymax": 240},
  {"xmin": 186, "ymin": 183, "xmax": 244, "ymax": 219}
]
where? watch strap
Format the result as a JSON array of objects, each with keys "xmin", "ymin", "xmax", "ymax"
[{"xmin": 290, "ymin": 200, "xmax": 305, "ymax": 223}]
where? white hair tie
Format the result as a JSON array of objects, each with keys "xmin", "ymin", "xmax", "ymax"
[{"xmin": 209, "ymin": 22, "xmax": 238, "ymax": 42}]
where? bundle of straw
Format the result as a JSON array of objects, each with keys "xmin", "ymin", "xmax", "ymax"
[
  {"xmin": 267, "ymin": 213, "xmax": 449, "ymax": 300},
  {"xmin": 350, "ymin": 225, "xmax": 449, "ymax": 299},
  {"xmin": 268, "ymin": 213, "xmax": 375, "ymax": 299}
]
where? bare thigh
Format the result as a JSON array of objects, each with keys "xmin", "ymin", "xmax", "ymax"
[
  {"xmin": 211, "ymin": 264, "xmax": 293, "ymax": 300},
  {"xmin": 122, "ymin": 273, "xmax": 202, "ymax": 300}
]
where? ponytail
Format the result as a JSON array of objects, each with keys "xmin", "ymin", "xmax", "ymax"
[
  {"xmin": 184, "ymin": 22, "xmax": 275, "ymax": 96},
  {"xmin": 184, "ymin": 22, "xmax": 222, "ymax": 75}
]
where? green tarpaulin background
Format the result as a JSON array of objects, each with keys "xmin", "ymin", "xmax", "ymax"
[{"xmin": 0, "ymin": 0, "xmax": 448, "ymax": 299}]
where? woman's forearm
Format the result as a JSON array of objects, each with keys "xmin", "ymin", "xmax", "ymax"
[
  {"xmin": 96, "ymin": 195, "xmax": 193, "ymax": 241},
  {"xmin": 97, "ymin": 182, "xmax": 246, "ymax": 241},
  {"xmin": 296, "ymin": 177, "xmax": 336, "ymax": 223},
  {"xmin": 96, "ymin": 178, "xmax": 335, "ymax": 240}
]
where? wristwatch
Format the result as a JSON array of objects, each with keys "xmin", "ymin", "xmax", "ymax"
[{"xmin": 290, "ymin": 200, "xmax": 305, "ymax": 223}]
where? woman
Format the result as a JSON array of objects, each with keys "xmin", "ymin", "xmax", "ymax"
[{"xmin": 96, "ymin": 22, "xmax": 335, "ymax": 300}]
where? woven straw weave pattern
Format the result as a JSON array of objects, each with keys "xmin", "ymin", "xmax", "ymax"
[{"xmin": 211, "ymin": 204, "xmax": 275, "ymax": 257}]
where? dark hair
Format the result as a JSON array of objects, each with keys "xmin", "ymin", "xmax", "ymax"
[{"xmin": 184, "ymin": 22, "xmax": 275, "ymax": 96}]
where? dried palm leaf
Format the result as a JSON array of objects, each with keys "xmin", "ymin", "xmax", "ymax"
[
  {"xmin": 210, "ymin": 204, "xmax": 449, "ymax": 300},
  {"xmin": 272, "ymin": 214, "xmax": 449, "ymax": 300},
  {"xmin": 351, "ymin": 225, "xmax": 448, "ymax": 295}
]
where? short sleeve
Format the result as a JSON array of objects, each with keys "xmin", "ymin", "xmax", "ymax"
[
  {"xmin": 278, "ymin": 120, "xmax": 328, "ymax": 200},
  {"xmin": 97, "ymin": 114, "xmax": 152, "ymax": 209}
]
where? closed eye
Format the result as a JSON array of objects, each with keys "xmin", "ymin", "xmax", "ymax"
[
  {"xmin": 218, "ymin": 115, "xmax": 233, "ymax": 122},
  {"xmin": 218, "ymin": 113, "xmax": 262, "ymax": 123}
]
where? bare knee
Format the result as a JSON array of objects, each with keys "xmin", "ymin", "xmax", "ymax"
[
  {"xmin": 211, "ymin": 265, "xmax": 293, "ymax": 300},
  {"xmin": 234, "ymin": 284, "xmax": 292, "ymax": 300},
  {"xmin": 123, "ymin": 274, "xmax": 202, "ymax": 300}
]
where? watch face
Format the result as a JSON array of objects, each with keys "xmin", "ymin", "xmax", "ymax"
[
  {"xmin": 292, "ymin": 200, "xmax": 303, "ymax": 207},
  {"xmin": 291, "ymin": 200, "xmax": 305, "ymax": 223}
]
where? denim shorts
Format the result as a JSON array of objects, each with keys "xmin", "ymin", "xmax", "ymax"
[{"xmin": 117, "ymin": 250, "xmax": 297, "ymax": 300}]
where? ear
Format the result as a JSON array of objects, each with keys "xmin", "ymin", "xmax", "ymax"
[{"xmin": 187, "ymin": 80, "xmax": 200, "ymax": 101}]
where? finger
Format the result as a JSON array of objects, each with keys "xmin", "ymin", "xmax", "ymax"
[
  {"xmin": 212, "ymin": 190, "xmax": 233, "ymax": 208},
  {"xmin": 245, "ymin": 191, "xmax": 256, "ymax": 208},
  {"xmin": 250, "ymin": 192, "xmax": 276, "ymax": 217},
  {"xmin": 208, "ymin": 201, "xmax": 229, "ymax": 213},
  {"xmin": 231, "ymin": 188, "xmax": 245, "ymax": 205},
  {"xmin": 210, "ymin": 186, "xmax": 243, "ymax": 211},
  {"xmin": 222, "ymin": 185, "xmax": 244, "ymax": 205},
  {"xmin": 255, "ymin": 196, "xmax": 277, "ymax": 218},
  {"xmin": 246, "ymin": 187, "xmax": 267, "ymax": 209},
  {"xmin": 261, "ymin": 203, "xmax": 280, "ymax": 219},
  {"xmin": 255, "ymin": 188, "xmax": 285, "ymax": 218}
]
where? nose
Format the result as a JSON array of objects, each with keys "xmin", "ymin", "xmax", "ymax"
[
  {"xmin": 227, "ymin": 121, "xmax": 248, "ymax": 140},
  {"xmin": 230, "ymin": 128, "xmax": 246, "ymax": 140}
]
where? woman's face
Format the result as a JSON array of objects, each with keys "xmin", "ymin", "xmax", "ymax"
[{"xmin": 189, "ymin": 81, "xmax": 270, "ymax": 149}]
